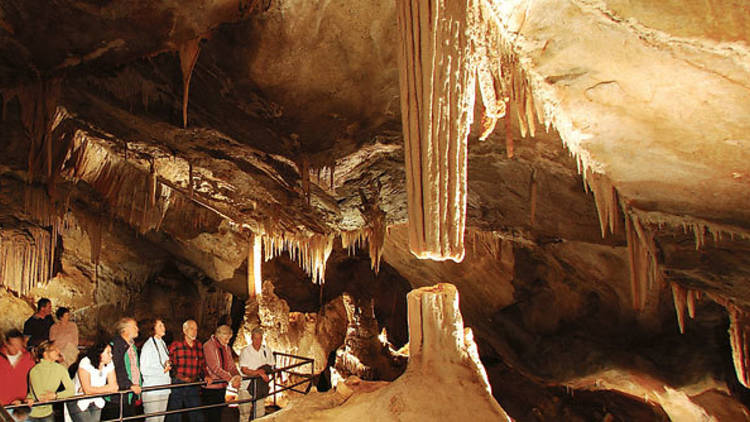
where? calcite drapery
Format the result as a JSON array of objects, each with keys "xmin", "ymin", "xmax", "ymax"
[
  {"xmin": 396, "ymin": 0, "xmax": 478, "ymax": 262},
  {"xmin": 0, "ymin": 226, "xmax": 53, "ymax": 296},
  {"xmin": 729, "ymin": 304, "xmax": 750, "ymax": 388}
]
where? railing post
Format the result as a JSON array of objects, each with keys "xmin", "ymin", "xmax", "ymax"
[
  {"xmin": 119, "ymin": 390, "xmax": 124, "ymax": 422},
  {"xmin": 252, "ymin": 377, "xmax": 258, "ymax": 421}
]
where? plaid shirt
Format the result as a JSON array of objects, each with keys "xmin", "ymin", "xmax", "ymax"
[{"xmin": 169, "ymin": 339, "xmax": 206, "ymax": 382}]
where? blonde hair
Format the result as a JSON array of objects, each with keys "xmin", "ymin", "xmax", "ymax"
[
  {"xmin": 251, "ymin": 327, "xmax": 264, "ymax": 337},
  {"xmin": 35, "ymin": 340, "xmax": 56, "ymax": 361}
]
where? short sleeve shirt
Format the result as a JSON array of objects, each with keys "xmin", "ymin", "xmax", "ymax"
[
  {"xmin": 239, "ymin": 344, "xmax": 274, "ymax": 371},
  {"xmin": 74, "ymin": 357, "xmax": 115, "ymax": 410}
]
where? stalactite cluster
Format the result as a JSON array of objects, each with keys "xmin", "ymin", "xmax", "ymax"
[
  {"xmin": 340, "ymin": 226, "xmax": 385, "ymax": 274},
  {"xmin": 62, "ymin": 136, "xmax": 174, "ymax": 235},
  {"xmin": 396, "ymin": 0, "xmax": 479, "ymax": 262},
  {"xmin": 623, "ymin": 213, "xmax": 662, "ymax": 311},
  {"xmin": 584, "ymin": 170, "xmax": 621, "ymax": 238},
  {"xmin": 729, "ymin": 304, "xmax": 750, "ymax": 388},
  {"xmin": 340, "ymin": 183, "xmax": 387, "ymax": 273},
  {"xmin": 670, "ymin": 283, "xmax": 701, "ymax": 334},
  {"xmin": 0, "ymin": 225, "xmax": 53, "ymax": 295},
  {"xmin": 473, "ymin": 2, "xmax": 546, "ymax": 156},
  {"xmin": 309, "ymin": 163, "xmax": 337, "ymax": 193},
  {"xmin": 2, "ymin": 79, "xmax": 64, "ymax": 180},
  {"xmin": 262, "ymin": 231, "xmax": 334, "ymax": 284},
  {"xmin": 468, "ymin": 228, "xmax": 514, "ymax": 270}
]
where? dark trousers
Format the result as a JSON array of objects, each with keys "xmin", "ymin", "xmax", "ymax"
[
  {"xmin": 201, "ymin": 387, "xmax": 233, "ymax": 422},
  {"xmin": 101, "ymin": 398, "xmax": 137, "ymax": 421},
  {"xmin": 165, "ymin": 382, "xmax": 203, "ymax": 422}
]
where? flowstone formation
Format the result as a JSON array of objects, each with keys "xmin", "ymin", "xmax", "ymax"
[{"xmin": 264, "ymin": 283, "xmax": 511, "ymax": 421}]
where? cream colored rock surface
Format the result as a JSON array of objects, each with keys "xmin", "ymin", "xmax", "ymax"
[
  {"xmin": 488, "ymin": 0, "xmax": 750, "ymax": 229},
  {"xmin": 233, "ymin": 280, "xmax": 347, "ymax": 375},
  {"xmin": 264, "ymin": 283, "xmax": 510, "ymax": 421}
]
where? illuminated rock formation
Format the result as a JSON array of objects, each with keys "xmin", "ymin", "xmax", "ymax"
[
  {"xmin": 264, "ymin": 283, "xmax": 511, "ymax": 421},
  {"xmin": 396, "ymin": 0, "xmax": 478, "ymax": 262}
]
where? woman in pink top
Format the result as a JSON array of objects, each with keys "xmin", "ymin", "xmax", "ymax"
[{"xmin": 49, "ymin": 307, "xmax": 79, "ymax": 368}]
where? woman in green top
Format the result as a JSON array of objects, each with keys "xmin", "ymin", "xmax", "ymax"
[{"xmin": 26, "ymin": 340, "xmax": 76, "ymax": 421}]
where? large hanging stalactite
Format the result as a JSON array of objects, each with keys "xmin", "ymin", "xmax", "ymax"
[{"xmin": 396, "ymin": 0, "xmax": 479, "ymax": 262}]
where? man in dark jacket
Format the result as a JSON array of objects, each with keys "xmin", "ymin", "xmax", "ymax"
[
  {"xmin": 23, "ymin": 298, "xmax": 54, "ymax": 349},
  {"xmin": 104, "ymin": 317, "xmax": 143, "ymax": 420}
]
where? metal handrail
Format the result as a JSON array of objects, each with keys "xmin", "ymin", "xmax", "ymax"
[{"xmin": 2, "ymin": 351, "xmax": 315, "ymax": 422}]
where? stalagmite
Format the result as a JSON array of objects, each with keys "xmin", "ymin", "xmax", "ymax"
[
  {"xmin": 671, "ymin": 283, "xmax": 687, "ymax": 334},
  {"xmin": 247, "ymin": 233, "xmax": 263, "ymax": 297},
  {"xmin": 728, "ymin": 305, "xmax": 750, "ymax": 388},
  {"xmin": 396, "ymin": 0, "xmax": 478, "ymax": 262},
  {"xmin": 178, "ymin": 37, "xmax": 201, "ymax": 128}
]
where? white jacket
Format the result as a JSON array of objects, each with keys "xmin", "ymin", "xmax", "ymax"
[{"xmin": 139, "ymin": 336, "xmax": 171, "ymax": 387}]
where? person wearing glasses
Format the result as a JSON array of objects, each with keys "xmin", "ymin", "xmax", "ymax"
[{"xmin": 140, "ymin": 319, "xmax": 172, "ymax": 422}]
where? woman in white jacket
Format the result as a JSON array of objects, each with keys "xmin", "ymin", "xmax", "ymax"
[{"xmin": 139, "ymin": 319, "xmax": 172, "ymax": 422}]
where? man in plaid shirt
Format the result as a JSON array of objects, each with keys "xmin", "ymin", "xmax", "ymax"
[{"xmin": 165, "ymin": 320, "xmax": 212, "ymax": 422}]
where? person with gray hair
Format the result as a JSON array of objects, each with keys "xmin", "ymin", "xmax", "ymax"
[
  {"xmin": 239, "ymin": 327, "xmax": 275, "ymax": 420},
  {"xmin": 202, "ymin": 325, "xmax": 241, "ymax": 421},
  {"xmin": 103, "ymin": 317, "xmax": 142, "ymax": 421},
  {"xmin": 165, "ymin": 320, "xmax": 211, "ymax": 422}
]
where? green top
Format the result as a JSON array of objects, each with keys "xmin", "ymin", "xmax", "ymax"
[{"xmin": 26, "ymin": 359, "xmax": 76, "ymax": 418}]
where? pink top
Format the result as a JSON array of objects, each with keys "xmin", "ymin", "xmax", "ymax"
[
  {"xmin": 49, "ymin": 321, "xmax": 79, "ymax": 368},
  {"xmin": 203, "ymin": 336, "xmax": 239, "ymax": 389}
]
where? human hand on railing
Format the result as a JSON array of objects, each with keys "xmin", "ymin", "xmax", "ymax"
[
  {"xmin": 230, "ymin": 375, "xmax": 241, "ymax": 389},
  {"xmin": 205, "ymin": 376, "xmax": 213, "ymax": 385},
  {"xmin": 39, "ymin": 391, "xmax": 56, "ymax": 402},
  {"xmin": 131, "ymin": 385, "xmax": 142, "ymax": 395},
  {"xmin": 260, "ymin": 371, "xmax": 270, "ymax": 383}
]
